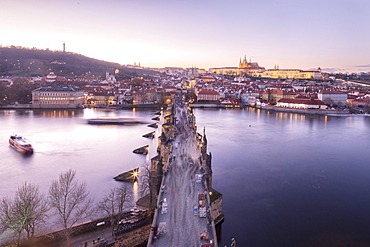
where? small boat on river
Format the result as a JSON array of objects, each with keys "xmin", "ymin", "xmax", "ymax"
[
  {"xmin": 9, "ymin": 135, "xmax": 34, "ymax": 154},
  {"xmin": 87, "ymin": 117, "xmax": 147, "ymax": 125}
]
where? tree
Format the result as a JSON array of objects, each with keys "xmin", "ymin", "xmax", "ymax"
[
  {"xmin": 138, "ymin": 165, "xmax": 156, "ymax": 209},
  {"xmin": 0, "ymin": 84, "xmax": 9, "ymax": 105},
  {"xmin": 9, "ymin": 78, "xmax": 36, "ymax": 104},
  {"xmin": 97, "ymin": 189, "xmax": 116, "ymax": 218},
  {"xmin": 15, "ymin": 183, "xmax": 49, "ymax": 239},
  {"xmin": 49, "ymin": 170, "xmax": 93, "ymax": 247},
  {"xmin": 96, "ymin": 185, "xmax": 131, "ymax": 225},
  {"xmin": 0, "ymin": 197, "xmax": 24, "ymax": 245},
  {"xmin": 115, "ymin": 185, "xmax": 131, "ymax": 214},
  {"xmin": 0, "ymin": 182, "xmax": 49, "ymax": 246}
]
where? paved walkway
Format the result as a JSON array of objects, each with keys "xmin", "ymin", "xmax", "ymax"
[{"xmin": 151, "ymin": 96, "xmax": 215, "ymax": 247}]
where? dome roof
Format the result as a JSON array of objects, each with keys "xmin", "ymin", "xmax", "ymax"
[{"xmin": 47, "ymin": 72, "xmax": 57, "ymax": 79}]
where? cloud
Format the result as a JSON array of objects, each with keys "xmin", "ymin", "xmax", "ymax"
[
  {"xmin": 321, "ymin": 66, "xmax": 370, "ymax": 73},
  {"xmin": 353, "ymin": 64, "xmax": 370, "ymax": 68},
  {"xmin": 321, "ymin": 68, "xmax": 347, "ymax": 73}
]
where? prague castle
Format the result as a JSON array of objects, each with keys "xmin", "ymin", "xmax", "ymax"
[
  {"xmin": 209, "ymin": 55, "xmax": 265, "ymax": 75},
  {"xmin": 209, "ymin": 55, "xmax": 323, "ymax": 80}
]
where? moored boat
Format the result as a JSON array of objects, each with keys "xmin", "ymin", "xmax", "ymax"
[
  {"xmin": 9, "ymin": 135, "xmax": 34, "ymax": 154},
  {"xmin": 87, "ymin": 117, "xmax": 146, "ymax": 125}
]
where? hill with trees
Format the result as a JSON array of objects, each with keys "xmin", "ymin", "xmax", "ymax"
[{"xmin": 0, "ymin": 46, "xmax": 160, "ymax": 79}]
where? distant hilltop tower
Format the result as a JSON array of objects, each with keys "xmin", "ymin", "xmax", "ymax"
[{"xmin": 63, "ymin": 41, "xmax": 65, "ymax": 52}]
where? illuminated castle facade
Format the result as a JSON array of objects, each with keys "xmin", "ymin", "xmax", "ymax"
[
  {"xmin": 239, "ymin": 55, "xmax": 260, "ymax": 69},
  {"xmin": 209, "ymin": 55, "xmax": 323, "ymax": 79},
  {"xmin": 256, "ymin": 68, "xmax": 323, "ymax": 79},
  {"xmin": 209, "ymin": 55, "xmax": 264, "ymax": 75}
]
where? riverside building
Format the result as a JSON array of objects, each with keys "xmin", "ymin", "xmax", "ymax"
[
  {"xmin": 32, "ymin": 86, "xmax": 84, "ymax": 108},
  {"xmin": 318, "ymin": 90, "xmax": 348, "ymax": 105}
]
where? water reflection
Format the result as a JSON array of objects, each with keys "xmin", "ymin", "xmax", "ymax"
[
  {"xmin": 9, "ymin": 146, "xmax": 34, "ymax": 161},
  {"xmin": 14, "ymin": 109, "xmax": 34, "ymax": 116},
  {"xmin": 0, "ymin": 109, "xmax": 33, "ymax": 116},
  {"xmin": 364, "ymin": 116, "xmax": 370, "ymax": 127},
  {"xmin": 32, "ymin": 109, "xmax": 84, "ymax": 118},
  {"xmin": 193, "ymin": 107, "xmax": 370, "ymax": 247},
  {"xmin": 132, "ymin": 181, "xmax": 139, "ymax": 203},
  {"xmin": 1, "ymin": 108, "xmax": 157, "ymax": 119},
  {"xmin": 2, "ymin": 107, "xmax": 370, "ymax": 246}
]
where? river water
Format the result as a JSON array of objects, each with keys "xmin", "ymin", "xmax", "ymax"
[
  {"xmin": 1, "ymin": 107, "xmax": 370, "ymax": 246},
  {"xmin": 0, "ymin": 108, "xmax": 160, "ymax": 235},
  {"xmin": 194, "ymin": 108, "xmax": 370, "ymax": 247}
]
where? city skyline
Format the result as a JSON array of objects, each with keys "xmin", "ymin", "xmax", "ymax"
[{"xmin": 1, "ymin": 0, "xmax": 370, "ymax": 73}]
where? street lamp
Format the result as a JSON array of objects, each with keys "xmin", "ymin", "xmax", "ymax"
[{"xmin": 129, "ymin": 169, "xmax": 140, "ymax": 182}]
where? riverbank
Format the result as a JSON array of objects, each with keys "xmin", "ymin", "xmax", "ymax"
[
  {"xmin": 255, "ymin": 105, "xmax": 351, "ymax": 115},
  {"xmin": 23, "ymin": 210, "xmax": 152, "ymax": 247},
  {"xmin": 0, "ymin": 103, "xmax": 358, "ymax": 117},
  {"xmin": 0, "ymin": 103, "xmax": 167, "ymax": 110},
  {"xmin": 0, "ymin": 104, "xmax": 31, "ymax": 109},
  {"xmin": 101, "ymin": 103, "xmax": 167, "ymax": 109},
  {"xmin": 190, "ymin": 103, "xmax": 244, "ymax": 108}
]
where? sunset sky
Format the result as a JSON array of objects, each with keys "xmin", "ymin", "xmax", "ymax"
[{"xmin": 1, "ymin": 0, "xmax": 369, "ymax": 72}]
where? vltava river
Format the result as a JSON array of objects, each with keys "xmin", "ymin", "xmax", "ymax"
[
  {"xmin": 194, "ymin": 108, "xmax": 370, "ymax": 247},
  {"xmin": 1, "ymin": 107, "xmax": 370, "ymax": 246},
  {"xmin": 0, "ymin": 108, "xmax": 159, "ymax": 234}
]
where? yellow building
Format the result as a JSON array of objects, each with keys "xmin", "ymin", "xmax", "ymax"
[
  {"xmin": 209, "ymin": 56, "xmax": 265, "ymax": 75},
  {"xmin": 89, "ymin": 94, "xmax": 116, "ymax": 105},
  {"xmin": 255, "ymin": 68, "xmax": 322, "ymax": 79},
  {"xmin": 208, "ymin": 67, "xmax": 240, "ymax": 75},
  {"xmin": 209, "ymin": 56, "xmax": 322, "ymax": 79}
]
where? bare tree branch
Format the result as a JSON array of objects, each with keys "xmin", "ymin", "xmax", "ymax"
[
  {"xmin": 49, "ymin": 169, "xmax": 93, "ymax": 247},
  {"xmin": 138, "ymin": 165, "xmax": 156, "ymax": 208},
  {"xmin": 97, "ymin": 188, "xmax": 116, "ymax": 217},
  {"xmin": 15, "ymin": 182, "xmax": 49, "ymax": 238},
  {"xmin": 96, "ymin": 184, "xmax": 132, "ymax": 226},
  {"xmin": 0, "ymin": 182, "xmax": 49, "ymax": 246},
  {"xmin": 116, "ymin": 185, "xmax": 131, "ymax": 213}
]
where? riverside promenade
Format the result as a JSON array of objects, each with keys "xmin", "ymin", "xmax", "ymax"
[{"xmin": 147, "ymin": 95, "xmax": 218, "ymax": 247}]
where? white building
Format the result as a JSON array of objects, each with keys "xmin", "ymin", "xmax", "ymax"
[
  {"xmin": 277, "ymin": 98, "xmax": 327, "ymax": 109},
  {"xmin": 240, "ymin": 92, "xmax": 259, "ymax": 105},
  {"xmin": 318, "ymin": 90, "xmax": 348, "ymax": 105},
  {"xmin": 197, "ymin": 90, "xmax": 221, "ymax": 102},
  {"xmin": 32, "ymin": 86, "xmax": 84, "ymax": 108},
  {"xmin": 105, "ymin": 72, "xmax": 116, "ymax": 83}
]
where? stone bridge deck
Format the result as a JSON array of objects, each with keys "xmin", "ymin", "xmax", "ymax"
[{"xmin": 147, "ymin": 95, "xmax": 218, "ymax": 247}]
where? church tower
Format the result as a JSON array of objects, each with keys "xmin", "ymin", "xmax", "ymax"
[{"xmin": 239, "ymin": 55, "xmax": 248, "ymax": 68}]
